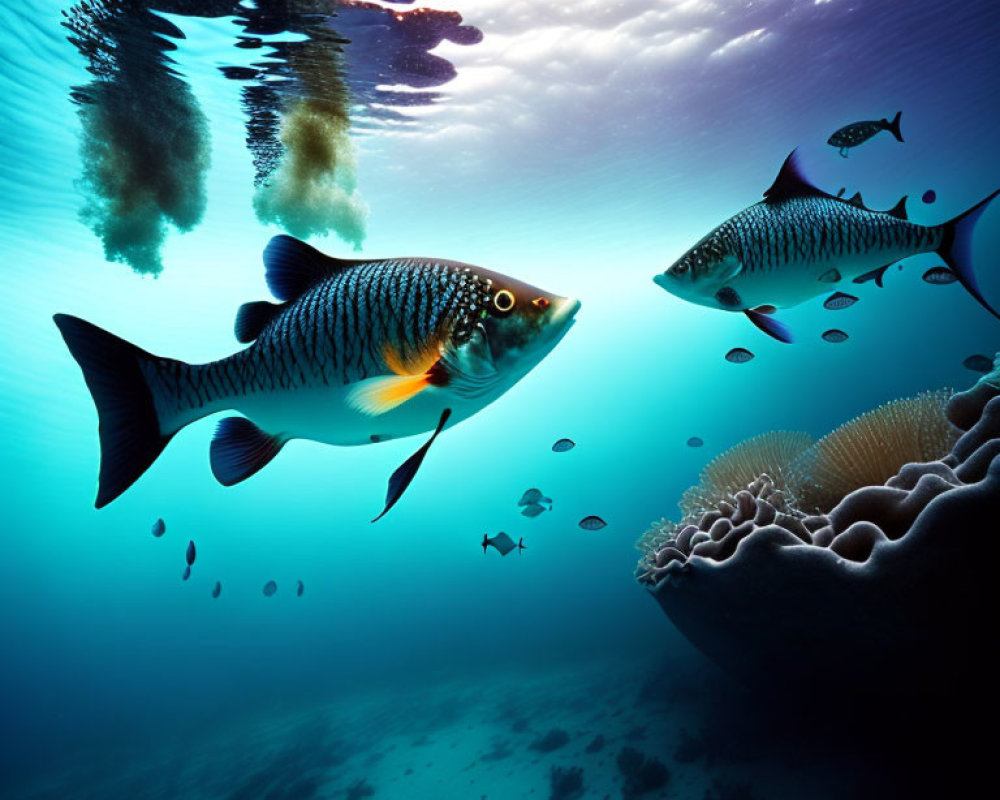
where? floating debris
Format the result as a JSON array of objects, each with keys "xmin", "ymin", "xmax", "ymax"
[
  {"xmin": 823, "ymin": 292, "xmax": 859, "ymax": 310},
  {"xmin": 963, "ymin": 354, "xmax": 994, "ymax": 373},
  {"xmin": 579, "ymin": 515, "xmax": 607, "ymax": 531},
  {"xmin": 263, "ymin": 580, "xmax": 277, "ymax": 596},
  {"xmin": 211, "ymin": 581, "xmax": 221, "ymax": 599},
  {"xmin": 482, "ymin": 532, "xmax": 517, "ymax": 556},
  {"xmin": 522, "ymin": 502, "xmax": 546, "ymax": 518},
  {"xmin": 686, "ymin": 437, "xmax": 704, "ymax": 448},
  {"xmin": 821, "ymin": 329, "xmax": 849, "ymax": 343},
  {"xmin": 296, "ymin": 580, "xmax": 304, "ymax": 597},
  {"xmin": 922, "ymin": 189, "xmax": 936, "ymax": 204},
  {"xmin": 151, "ymin": 518, "xmax": 165, "ymax": 538},
  {"xmin": 922, "ymin": 266, "xmax": 957, "ymax": 285},
  {"xmin": 552, "ymin": 438, "xmax": 575, "ymax": 453},
  {"xmin": 725, "ymin": 348, "xmax": 754, "ymax": 364},
  {"xmin": 182, "ymin": 565, "xmax": 191, "ymax": 581}
]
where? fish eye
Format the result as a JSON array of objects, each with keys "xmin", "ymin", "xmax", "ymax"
[
  {"xmin": 493, "ymin": 289, "xmax": 516, "ymax": 312},
  {"xmin": 673, "ymin": 263, "xmax": 688, "ymax": 275},
  {"xmin": 531, "ymin": 297, "xmax": 550, "ymax": 310}
]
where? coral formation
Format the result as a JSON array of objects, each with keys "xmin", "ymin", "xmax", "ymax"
[
  {"xmin": 548, "ymin": 765, "xmax": 584, "ymax": 800},
  {"xmin": 616, "ymin": 746, "xmax": 671, "ymax": 799},
  {"xmin": 792, "ymin": 389, "xmax": 957, "ymax": 512},
  {"xmin": 679, "ymin": 431, "xmax": 813, "ymax": 519},
  {"xmin": 529, "ymin": 728, "xmax": 570, "ymax": 753},
  {"xmin": 637, "ymin": 362, "xmax": 1000, "ymax": 693}
]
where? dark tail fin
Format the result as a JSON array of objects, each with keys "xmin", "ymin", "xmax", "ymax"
[
  {"xmin": 936, "ymin": 190, "xmax": 1000, "ymax": 322},
  {"xmin": 887, "ymin": 110, "xmax": 903, "ymax": 142},
  {"xmin": 54, "ymin": 314, "xmax": 173, "ymax": 508}
]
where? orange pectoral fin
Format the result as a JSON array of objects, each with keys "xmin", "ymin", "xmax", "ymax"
[
  {"xmin": 383, "ymin": 341, "xmax": 441, "ymax": 377},
  {"xmin": 347, "ymin": 373, "xmax": 433, "ymax": 416}
]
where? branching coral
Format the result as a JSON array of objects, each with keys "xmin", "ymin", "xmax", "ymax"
[{"xmin": 792, "ymin": 389, "xmax": 957, "ymax": 513}]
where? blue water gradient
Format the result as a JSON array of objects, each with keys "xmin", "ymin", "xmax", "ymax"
[{"xmin": 1, "ymin": 1, "xmax": 998, "ymax": 796}]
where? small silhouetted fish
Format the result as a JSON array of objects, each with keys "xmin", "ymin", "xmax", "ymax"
[
  {"xmin": 579, "ymin": 516, "xmax": 607, "ymax": 530},
  {"xmin": 212, "ymin": 582, "xmax": 221, "ymax": 598},
  {"xmin": 522, "ymin": 503, "xmax": 546, "ymax": 518},
  {"xmin": 186, "ymin": 540, "xmax": 196, "ymax": 566},
  {"xmin": 725, "ymin": 348, "xmax": 754, "ymax": 363},
  {"xmin": 963, "ymin": 354, "xmax": 993, "ymax": 373},
  {"xmin": 818, "ymin": 268, "xmax": 841, "ymax": 283},
  {"xmin": 296, "ymin": 580, "xmax": 304, "ymax": 597},
  {"xmin": 823, "ymin": 292, "xmax": 858, "ymax": 310},
  {"xmin": 151, "ymin": 518, "xmax": 165, "ymax": 538},
  {"xmin": 827, "ymin": 111, "xmax": 902, "ymax": 157},
  {"xmin": 552, "ymin": 438, "xmax": 575, "ymax": 452},
  {"xmin": 263, "ymin": 580, "xmax": 277, "ymax": 596},
  {"xmin": 519, "ymin": 488, "xmax": 543, "ymax": 506},
  {"xmin": 822, "ymin": 329, "xmax": 849, "ymax": 343},
  {"xmin": 922, "ymin": 267, "xmax": 957, "ymax": 285},
  {"xmin": 482, "ymin": 532, "xmax": 517, "ymax": 556},
  {"xmin": 687, "ymin": 437, "xmax": 703, "ymax": 448},
  {"xmin": 922, "ymin": 190, "xmax": 936, "ymax": 204},
  {"xmin": 182, "ymin": 565, "xmax": 191, "ymax": 581}
]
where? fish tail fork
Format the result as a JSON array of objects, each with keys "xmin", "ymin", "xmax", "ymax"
[
  {"xmin": 937, "ymin": 188, "xmax": 1000, "ymax": 322},
  {"xmin": 54, "ymin": 314, "xmax": 178, "ymax": 508}
]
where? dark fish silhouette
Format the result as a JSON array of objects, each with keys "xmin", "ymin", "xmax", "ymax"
[
  {"xmin": 263, "ymin": 580, "xmax": 277, "ymax": 596},
  {"xmin": 725, "ymin": 348, "xmax": 754, "ymax": 364},
  {"xmin": 151, "ymin": 518, "xmax": 165, "ymax": 537},
  {"xmin": 521, "ymin": 502, "xmax": 546, "ymax": 518},
  {"xmin": 186, "ymin": 540, "xmax": 196, "ymax": 566},
  {"xmin": 182, "ymin": 565, "xmax": 191, "ymax": 581},
  {"xmin": 687, "ymin": 437, "xmax": 704, "ymax": 448},
  {"xmin": 821, "ymin": 329, "xmax": 849, "ymax": 343},
  {"xmin": 519, "ymin": 488, "xmax": 543, "ymax": 506},
  {"xmin": 922, "ymin": 190, "xmax": 936, "ymax": 204},
  {"xmin": 963, "ymin": 354, "xmax": 993, "ymax": 373},
  {"xmin": 922, "ymin": 267, "xmax": 957, "ymax": 285},
  {"xmin": 517, "ymin": 537, "xmax": 526, "ymax": 553},
  {"xmin": 852, "ymin": 264, "xmax": 891, "ymax": 287},
  {"xmin": 482, "ymin": 532, "xmax": 517, "ymax": 556},
  {"xmin": 823, "ymin": 292, "xmax": 858, "ymax": 310},
  {"xmin": 579, "ymin": 516, "xmax": 607, "ymax": 531},
  {"xmin": 212, "ymin": 581, "xmax": 221, "ymax": 598},
  {"xmin": 552, "ymin": 438, "xmax": 575, "ymax": 452},
  {"xmin": 296, "ymin": 580, "xmax": 304, "ymax": 597},
  {"xmin": 827, "ymin": 111, "xmax": 903, "ymax": 157}
]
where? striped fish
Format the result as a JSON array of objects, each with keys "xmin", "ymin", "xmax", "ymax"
[
  {"xmin": 55, "ymin": 236, "xmax": 580, "ymax": 516},
  {"xmin": 654, "ymin": 150, "xmax": 1000, "ymax": 343}
]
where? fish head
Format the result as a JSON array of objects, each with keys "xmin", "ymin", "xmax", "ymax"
[
  {"xmin": 654, "ymin": 229, "xmax": 743, "ymax": 309},
  {"xmin": 472, "ymin": 271, "xmax": 581, "ymax": 378}
]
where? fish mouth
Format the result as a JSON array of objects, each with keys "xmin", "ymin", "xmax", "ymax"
[{"xmin": 653, "ymin": 273, "xmax": 669, "ymax": 290}]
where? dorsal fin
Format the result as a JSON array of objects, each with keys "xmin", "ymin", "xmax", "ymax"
[
  {"xmin": 263, "ymin": 235, "xmax": 359, "ymax": 301},
  {"xmin": 884, "ymin": 195, "xmax": 908, "ymax": 220},
  {"xmin": 848, "ymin": 192, "xmax": 865, "ymax": 208},
  {"xmin": 763, "ymin": 149, "xmax": 829, "ymax": 203},
  {"xmin": 234, "ymin": 300, "xmax": 284, "ymax": 343}
]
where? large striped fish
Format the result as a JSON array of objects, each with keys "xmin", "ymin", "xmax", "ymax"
[
  {"xmin": 654, "ymin": 150, "xmax": 1000, "ymax": 343},
  {"xmin": 55, "ymin": 236, "xmax": 580, "ymax": 517}
]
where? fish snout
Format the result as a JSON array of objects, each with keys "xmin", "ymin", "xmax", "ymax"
[{"xmin": 550, "ymin": 295, "xmax": 581, "ymax": 327}]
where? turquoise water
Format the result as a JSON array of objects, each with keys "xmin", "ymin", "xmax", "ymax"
[{"xmin": 1, "ymin": 1, "xmax": 998, "ymax": 797}]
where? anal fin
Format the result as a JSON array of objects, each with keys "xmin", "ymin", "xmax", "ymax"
[
  {"xmin": 372, "ymin": 408, "xmax": 451, "ymax": 522},
  {"xmin": 210, "ymin": 417, "xmax": 286, "ymax": 486}
]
